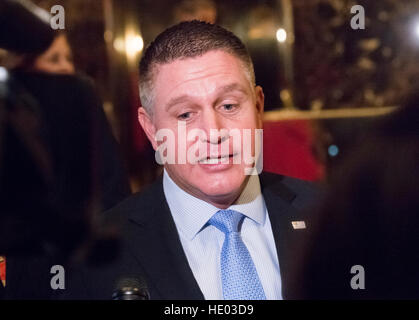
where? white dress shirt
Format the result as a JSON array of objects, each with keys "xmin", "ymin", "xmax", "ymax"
[{"xmin": 162, "ymin": 169, "xmax": 283, "ymax": 300}]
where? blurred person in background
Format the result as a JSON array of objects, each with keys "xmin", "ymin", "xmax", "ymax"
[
  {"xmin": 1, "ymin": 29, "xmax": 131, "ymax": 214},
  {"xmin": 289, "ymin": 94, "xmax": 419, "ymax": 299},
  {"xmin": 1, "ymin": 32, "xmax": 74, "ymax": 75},
  {"xmin": 19, "ymin": 32, "xmax": 75, "ymax": 75},
  {"xmin": 0, "ymin": 0, "xmax": 130, "ymax": 299}
]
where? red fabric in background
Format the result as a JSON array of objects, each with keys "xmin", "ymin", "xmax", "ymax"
[
  {"xmin": 263, "ymin": 120, "xmax": 324, "ymax": 181},
  {"xmin": 0, "ymin": 256, "xmax": 5, "ymax": 285}
]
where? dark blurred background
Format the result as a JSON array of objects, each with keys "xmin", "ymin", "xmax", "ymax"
[{"xmin": 2, "ymin": 0, "xmax": 417, "ymax": 190}]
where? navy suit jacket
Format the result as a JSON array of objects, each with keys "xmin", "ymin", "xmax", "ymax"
[{"xmin": 64, "ymin": 172, "xmax": 320, "ymax": 300}]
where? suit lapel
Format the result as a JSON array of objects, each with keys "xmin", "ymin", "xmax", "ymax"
[
  {"xmin": 126, "ymin": 178, "xmax": 204, "ymax": 300},
  {"xmin": 260, "ymin": 173, "xmax": 310, "ymax": 298}
]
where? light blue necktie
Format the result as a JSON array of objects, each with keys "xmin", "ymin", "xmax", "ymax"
[{"xmin": 208, "ymin": 209, "xmax": 266, "ymax": 300}]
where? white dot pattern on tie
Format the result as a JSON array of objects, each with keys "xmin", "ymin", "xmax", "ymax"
[{"xmin": 208, "ymin": 209, "xmax": 266, "ymax": 300}]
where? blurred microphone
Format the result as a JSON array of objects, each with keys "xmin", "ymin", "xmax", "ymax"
[
  {"xmin": 112, "ymin": 277, "xmax": 150, "ymax": 300},
  {"xmin": 0, "ymin": 0, "xmax": 54, "ymax": 53}
]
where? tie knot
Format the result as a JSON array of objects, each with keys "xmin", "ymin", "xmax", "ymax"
[{"xmin": 209, "ymin": 209, "xmax": 244, "ymax": 234}]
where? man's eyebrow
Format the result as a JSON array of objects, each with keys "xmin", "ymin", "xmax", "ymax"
[
  {"xmin": 165, "ymin": 83, "xmax": 247, "ymax": 111},
  {"xmin": 165, "ymin": 95, "xmax": 191, "ymax": 111},
  {"xmin": 216, "ymin": 83, "xmax": 248, "ymax": 95}
]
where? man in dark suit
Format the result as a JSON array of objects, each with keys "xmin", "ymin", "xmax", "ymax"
[{"xmin": 66, "ymin": 20, "xmax": 320, "ymax": 300}]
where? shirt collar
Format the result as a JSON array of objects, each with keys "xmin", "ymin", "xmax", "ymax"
[{"xmin": 163, "ymin": 169, "xmax": 266, "ymax": 241}]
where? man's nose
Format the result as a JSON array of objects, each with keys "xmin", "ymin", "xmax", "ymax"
[{"xmin": 200, "ymin": 109, "xmax": 227, "ymax": 144}]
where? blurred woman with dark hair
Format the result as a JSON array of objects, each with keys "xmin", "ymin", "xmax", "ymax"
[
  {"xmin": 16, "ymin": 32, "xmax": 74, "ymax": 75},
  {"xmin": 0, "ymin": 31, "xmax": 74, "ymax": 75}
]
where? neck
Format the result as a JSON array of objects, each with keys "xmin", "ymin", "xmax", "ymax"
[
  {"xmin": 168, "ymin": 172, "xmax": 250, "ymax": 210},
  {"xmin": 203, "ymin": 179, "xmax": 250, "ymax": 209}
]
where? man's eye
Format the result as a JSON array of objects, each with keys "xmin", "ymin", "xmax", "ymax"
[
  {"xmin": 177, "ymin": 112, "xmax": 191, "ymax": 120},
  {"xmin": 222, "ymin": 104, "xmax": 236, "ymax": 111}
]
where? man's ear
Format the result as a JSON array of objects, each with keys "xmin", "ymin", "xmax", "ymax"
[
  {"xmin": 254, "ymin": 86, "xmax": 265, "ymax": 127},
  {"xmin": 138, "ymin": 107, "xmax": 158, "ymax": 150}
]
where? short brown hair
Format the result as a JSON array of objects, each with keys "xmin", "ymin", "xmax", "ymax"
[{"xmin": 139, "ymin": 20, "xmax": 255, "ymax": 114}]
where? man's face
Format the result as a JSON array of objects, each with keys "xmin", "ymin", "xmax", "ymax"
[{"xmin": 139, "ymin": 50, "xmax": 264, "ymax": 208}]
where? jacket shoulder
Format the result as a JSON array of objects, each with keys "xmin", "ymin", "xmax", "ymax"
[
  {"xmin": 260, "ymin": 171, "xmax": 322, "ymax": 209},
  {"xmin": 101, "ymin": 176, "xmax": 164, "ymax": 226}
]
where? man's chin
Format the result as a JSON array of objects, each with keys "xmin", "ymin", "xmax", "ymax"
[{"xmin": 193, "ymin": 178, "xmax": 248, "ymax": 205}]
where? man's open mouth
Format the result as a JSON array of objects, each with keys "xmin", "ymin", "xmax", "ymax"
[{"xmin": 198, "ymin": 153, "xmax": 237, "ymax": 164}]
